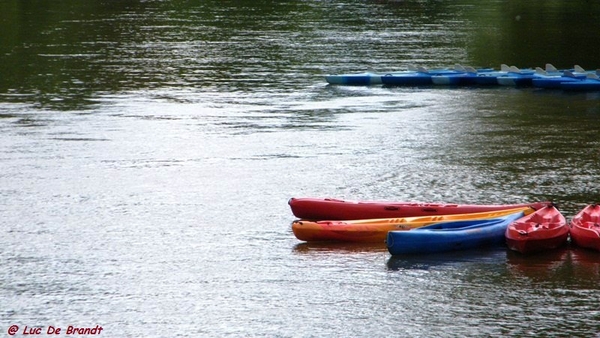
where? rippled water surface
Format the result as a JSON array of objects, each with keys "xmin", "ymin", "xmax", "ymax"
[{"xmin": 1, "ymin": 1, "xmax": 600, "ymax": 337}]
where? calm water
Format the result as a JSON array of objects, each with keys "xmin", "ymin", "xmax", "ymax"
[{"xmin": 2, "ymin": 1, "xmax": 600, "ymax": 337}]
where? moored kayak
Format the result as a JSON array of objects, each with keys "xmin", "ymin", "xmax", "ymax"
[
  {"xmin": 505, "ymin": 204, "xmax": 568, "ymax": 254},
  {"xmin": 325, "ymin": 65, "xmax": 459, "ymax": 86},
  {"xmin": 532, "ymin": 75, "xmax": 583, "ymax": 89},
  {"xmin": 291, "ymin": 207, "xmax": 533, "ymax": 242},
  {"xmin": 473, "ymin": 64, "xmax": 534, "ymax": 85},
  {"xmin": 325, "ymin": 72, "xmax": 385, "ymax": 85},
  {"xmin": 495, "ymin": 65, "xmax": 544, "ymax": 86},
  {"xmin": 532, "ymin": 66, "xmax": 592, "ymax": 89},
  {"xmin": 325, "ymin": 70, "xmax": 418, "ymax": 85},
  {"xmin": 380, "ymin": 71, "xmax": 436, "ymax": 86},
  {"xmin": 496, "ymin": 73, "xmax": 540, "ymax": 86},
  {"xmin": 288, "ymin": 197, "xmax": 550, "ymax": 220},
  {"xmin": 496, "ymin": 63, "xmax": 585, "ymax": 87},
  {"xmin": 386, "ymin": 211, "xmax": 527, "ymax": 255},
  {"xmin": 569, "ymin": 204, "xmax": 600, "ymax": 251},
  {"xmin": 431, "ymin": 66, "xmax": 480, "ymax": 86},
  {"xmin": 560, "ymin": 73, "xmax": 600, "ymax": 91},
  {"xmin": 380, "ymin": 65, "xmax": 471, "ymax": 86}
]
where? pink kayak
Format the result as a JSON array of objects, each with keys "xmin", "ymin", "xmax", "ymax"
[{"xmin": 288, "ymin": 197, "xmax": 551, "ymax": 220}]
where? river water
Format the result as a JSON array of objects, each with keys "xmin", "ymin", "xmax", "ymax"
[{"xmin": 1, "ymin": 1, "xmax": 600, "ymax": 337}]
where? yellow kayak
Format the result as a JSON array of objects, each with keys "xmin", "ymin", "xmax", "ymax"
[{"xmin": 292, "ymin": 207, "xmax": 534, "ymax": 242}]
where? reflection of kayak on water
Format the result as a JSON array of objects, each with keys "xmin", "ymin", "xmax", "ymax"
[
  {"xmin": 292, "ymin": 241, "xmax": 386, "ymax": 255},
  {"xmin": 386, "ymin": 247, "xmax": 507, "ymax": 271},
  {"xmin": 506, "ymin": 247, "xmax": 570, "ymax": 281},
  {"xmin": 506, "ymin": 247, "xmax": 600, "ymax": 282},
  {"xmin": 568, "ymin": 247, "xmax": 600, "ymax": 265},
  {"xmin": 565, "ymin": 247, "xmax": 600, "ymax": 282}
]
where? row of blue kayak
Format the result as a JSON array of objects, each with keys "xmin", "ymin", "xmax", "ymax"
[{"xmin": 325, "ymin": 64, "xmax": 600, "ymax": 91}]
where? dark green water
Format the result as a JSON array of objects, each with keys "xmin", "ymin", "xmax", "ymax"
[{"xmin": 1, "ymin": 1, "xmax": 600, "ymax": 337}]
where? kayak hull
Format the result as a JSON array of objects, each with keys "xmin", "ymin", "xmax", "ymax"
[
  {"xmin": 380, "ymin": 73, "xmax": 434, "ymax": 86},
  {"xmin": 325, "ymin": 72, "xmax": 383, "ymax": 85},
  {"xmin": 561, "ymin": 79, "xmax": 600, "ymax": 91},
  {"xmin": 431, "ymin": 73, "xmax": 479, "ymax": 86},
  {"xmin": 532, "ymin": 76, "xmax": 583, "ymax": 89}
]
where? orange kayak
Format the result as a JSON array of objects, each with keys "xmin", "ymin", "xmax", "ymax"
[
  {"xmin": 570, "ymin": 204, "xmax": 600, "ymax": 251},
  {"xmin": 505, "ymin": 204, "xmax": 568, "ymax": 254},
  {"xmin": 292, "ymin": 207, "xmax": 535, "ymax": 242},
  {"xmin": 288, "ymin": 197, "xmax": 550, "ymax": 220}
]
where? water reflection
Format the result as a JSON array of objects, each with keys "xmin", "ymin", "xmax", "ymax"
[
  {"xmin": 292, "ymin": 242, "xmax": 387, "ymax": 255},
  {"xmin": 462, "ymin": 1, "xmax": 600, "ymax": 68},
  {"xmin": 386, "ymin": 246, "xmax": 507, "ymax": 271},
  {"xmin": 505, "ymin": 247, "xmax": 571, "ymax": 280},
  {"xmin": 568, "ymin": 247, "xmax": 600, "ymax": 281},
  {"xmin": 506, "ymin": 246, "xmax": 600, "ymax": 290},
  {"xmin": 387, "ymin": 245, "xmax": 600, "ymax": 285}
]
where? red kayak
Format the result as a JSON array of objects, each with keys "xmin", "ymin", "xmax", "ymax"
[
  {"xmin": 570, "ymin": 204, "xmax": 600, "ymax": 251},
  {"xmin": 288, "ymin": 197, "xmax": 551, "ymax": 220},
  {"xmin": 505, "ymin": 204, "xmax": 568, "ymax": 254}
]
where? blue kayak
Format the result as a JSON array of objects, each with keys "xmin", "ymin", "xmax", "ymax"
[
  {"xmin": 473, "ymin": 65, "xmax": 535, "ymax": 86},
  {"xmin": 325, "ymin": 65, "xmax": 461, "ymax": 86},
  {"xmin": 386, "ymin": 211, "xmax": 526, "ymax": 255},
  {"xmin": 325, "ymin": 72, "xmax": 382, "ymax": 86},
  {"xmin": 431, "ymin": 66, "xmax": 499, "ymax": 86},
  {"xmin": 325, "ymin": 71, "xmax": 413, "ymax": 86},
  {"xmin": 532, "ymin": 75, "xmax": 584, "ymax": 89},
  {"xmin": 496, "ymin": 73, "xmax": 540, "ymax": 86},
  {"xmin": 431, "ymin": 73, "xmax": 475, "ymax": 86},
  {"xmin": 530, "ymin": 65, "xmax": 592, "ymax": 88},
  {"xmin": 380, "ymin": 65, "xmax": 471, "ymax": 86},
  {"xmin": 560, "ymin": 73, "xmax": 600, "ymax": 91},
  {"xmin": 495, "ymin": 66, "xmax": 547, "ymax": 86},
  {"xmin": 380, "ymin": 71, "xmax": 437, "ymax": 86},
  {"xmin": 492, "ymin": 64, "xmax": 590, "ymax": 87}
]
